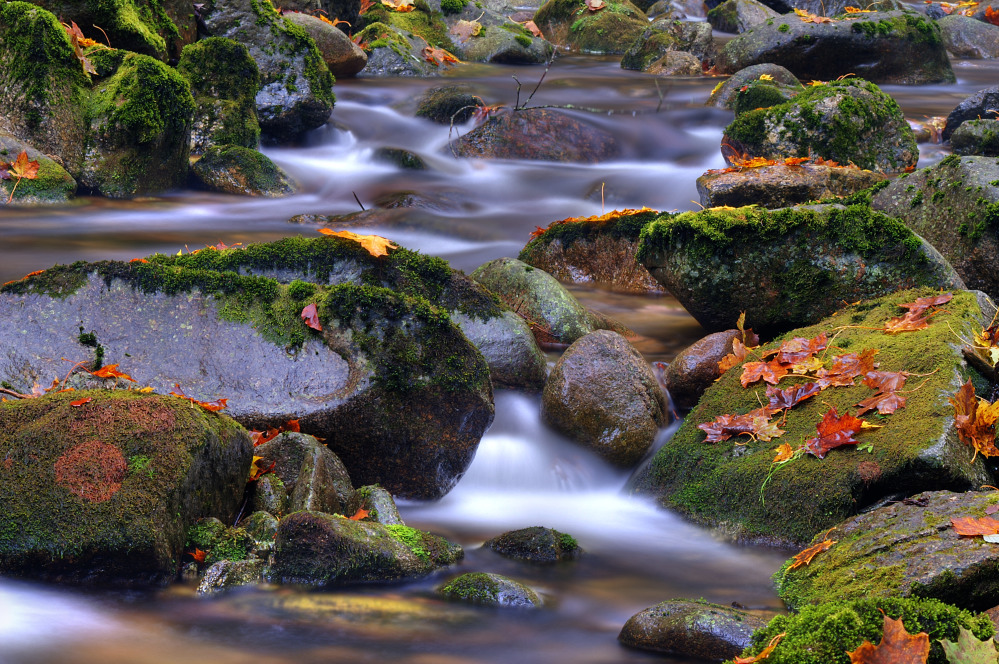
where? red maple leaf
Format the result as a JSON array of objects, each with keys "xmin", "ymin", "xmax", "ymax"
[
  {"xmin": 951, "ymin": 516, "xmax": 999, "ymax": 537},
  {"xmin": 766, "ymin": 381, "xmax": 822, "ymax": 410},
  {"xmin": 775, "ymin": 333, "xmax": 827, "ymax": 365},
  {"xmin": 804, "ymin": 408, "xmax": 865, "ymax": 458},
  {"xmin": 741, "ymin": 357, "xmax": 789, "ymax": 387},
  {"xmin": 856, "ymin": 390, "xmax": 906, "ymax": 416},
  {"xmin": 301, "ymin": 303, "xmax": 322, "ymax": 331}
]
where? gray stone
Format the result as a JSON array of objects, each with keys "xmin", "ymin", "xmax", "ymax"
[
  {"xmin": 239, "ymin": 510, "xmax": 280, "ymax": 545},
  {"xmin": 438, "ymin": 572, "xmax": 542, "ymax": 608},
  {"xmin": 256, "ymin": 432, "xmax": 353, "ymax": 515},
  {"xmin": 284, "ymin": 12, "xmax": 367, "ymax": 77},
  {"xmin": 618, "ymin": 599, "xmax": 769, "ymax": 659},
  {"xmin": 664, "ymin": 330, "xmax": 740, "ymax": 411},
  {"xmin": 951, "ymin": 119, "xmax": 999, "ymax": 156},
  {"xmin": 346, "ymin": 485, "xmax": 404, "ymax": 525},
  {"xmin": 707, "ymin": 0, "xmax": 779, "ymax": 34},
  {"xmin": 251, "ymin": 473, "xmax": 288, "ymax": 516},
  {"xmin": 198, "ymin": 559, "xmax": 267, "ymax": 595},
  {"xmin": 939, "ymin": 13, "xmax": 999, "ymax": 58},
  {"xmin": 944, "ymin": 85, "xmax": 999, "ymax": 140},
  {"xmin": 432, "ymin": 0, "xmax": 553, "ymax": 64},
  {"xmin": 696, "ymin": 163, "xmax": 888, "ymax": 209},
  {"xmin": 621, "ymin": 20, "xmax": 715, "ymax": 71},
  {"xmin": 453, "ymin": 310, "xmax": 548, "ymax": 389},
  {"xmin": 483, "ymin": 526, "xmax": 581, "ymax": 563}
]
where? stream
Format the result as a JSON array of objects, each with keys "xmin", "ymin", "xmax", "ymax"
[{"xmin": 2, "ymin": 50, "xmax": 999, "ymax": 664}]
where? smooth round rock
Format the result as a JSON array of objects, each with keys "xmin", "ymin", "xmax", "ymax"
[{"xmin": 437, "ymin": 572, "xmax": 542, "ymax": 608}]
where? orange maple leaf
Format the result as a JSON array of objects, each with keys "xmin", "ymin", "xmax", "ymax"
[
  {"xmin": 70, "ymin": 397, "xmax": 92, "ymax": 407},
  {"xmin": 9, "ymin": 151, "xmax": 39, "ymax": 180},
  {"xmin": 381, "ymin": 0, "xmax": 415, "ymax": 10},
  {"xmin": 985, "ymin": 5, "xmax": 999, "ymax": 24},
  {"xmin": 169, "ymin": 384, "xmax": 228, "ymax": 412},
  {"xmin": 250, "ymin": 418, "xmax": 301, "ymax": 447},
  {"xmin": 301, "ymin": 303, "xmax": 323, "ymax": 331},
  {"xmin": 359, "ymin": 0, "xmax": 375, "ymax": 13},
  {"xmin": 803, "ymin": 408, "xmax": 865, "ymax": 458},
  {"xmin": 950, "ymin": 379, "xmax": 999, "ymax": 461},
  {"xmin": 788, "ymin": 535, "xmax": 835, "ymax": 570},
  {"xmin": 318, "ymin": 229, "xmax": 399, "ymax": 257},
  {"xmin": 772, "ymin": 442, "xmax": 794, "ymax": 463},
  {"xmin": 348, "ymin": 507, "xmax": 370, "ymax": 520},
  {"xmin": 951, "ymin": 515, "xmax": 999, "ymax": 536},
  {"xmin": 422, "ymin": 45, "xmax": 460, "ymax": 66},
  {"xmin": 697, "ymin": 407, "xmax": 784, "ymax": 443},
  {"xmin": 734, "ymin": 633, "xmax": 786, "ymax": 663},
  {"xmin": 846, "ymin": 614, "xmax": 929, "ymax": 664},
  {"xmin": 189, "ymin": 548, "xmax": 207, "ymax": 563},
  {"xmin": 90, "ymin": 364, "xmax": 137, "ymax": 382},
  {"xmin": 740, "ymin": 357, "xmax": 789, "ymax": 387},
  {"xmin": 794, "ymin": 7, "xmax": 834, "ymax": 21}
]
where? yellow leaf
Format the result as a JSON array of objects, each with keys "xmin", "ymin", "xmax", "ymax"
[
  {"xmin": 773, "ymin": 443, "xmax": 794, "ymax": 463},
  {"xmin": 138, "ymin": 386, "xmax": 155, "ymax": 393},
  {"xmin": 318, "ymin": 229, "xmax": 399, "ymax": 257},
  {"xmin": 759, "ymin": 73, "xmax": 774, "ymax": 81}
]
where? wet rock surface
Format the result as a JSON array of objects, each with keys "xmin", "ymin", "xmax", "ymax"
[
  {"xmin": 663, "ymin": 329, "xmax": 740, "ymax": 411},
  {"xmin": 619, "ymin": 599, "xmax": 769, "ymax": 659},
  {"xmin": 483, "ymin": 526, "xmax": 582, "ymax": 563}
]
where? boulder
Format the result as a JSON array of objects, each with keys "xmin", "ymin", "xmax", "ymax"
[
  {"xmin": 736, "ymin": 597, "xmax": 992, "ymax": 664},
  {"xmin": 432, "ymin": 0, "xmax": 553, "ymax": 64},
  {"xmin": 718, "ymin": 10, "xmax": 955, "ymax": 85},
  {"xmin": 191, "ymin": 145, "xmax": 296, "ymax": 197},
  {"xmin": 786, "ymin": 0, "xmax": 902, "ymax": 14},
  {"xmin": 645, "ymin": 51, "xmax": 703, "ymax": 76},
  {"xmin": 722, "ymin": 78, "xmax": 917, "ymax": 173},
  {"xmin": 198, "ymin": 559, "xmax": 266, "ymax": 595},
  {"xmin": 239, "ymin": 510, "xmax": 279, "ymax": 546},
  {"xmin": 255, "ymin": 432, "xmax": 354, "ymax": 514},
  {"xmin": 0, "ymin": 132, "xmax": 77, "ymax": 205},
  {"xmin": 777, "ymin": 490, "xmax": 999, "ymax": 611},
  {"xmin": 0, "ymin": 259, "xmax": 494, "ymax": 500},
  {"xmin": 416, "ymin": 85, "xmax": 481, "ymax": 124},
  {"xmin": 696, "ymin": 163, "xmax": 888, "ymax": 209},
  {"xmin": 251, "ymin": 473, "xmax": 287, "ymax": 515},
  {"xmin": 200, "ymin": 0, "xmax": 335, "ymax": 141},
  {"xmin": 951, "ymin": 119, "xmax": 999, "ymax": 157},
  {"xmin": 177, "ymin": 38, "xmax": 262, "ymax": 155},
  {"xmin": 270, "ymin": 511, "xmax": 463, "ymax": 585},
  {"xmin": 437, "ymin": 572, "xmax": 542, "ymax": 608},
  {"xmin": 283, "ymin": 11, "xmax": 367, "ymax": 77},
  {"xmin": 618, "ymin": 599, "xmax": 768, "ymax": 659},
  {"xmin": 939, "ymin": 13, "xmax": 999, "ymax": 58},
  {"xmin": 707, "ymin": 0, "xmax": 779, "ymax": 34},
  {"xmin": 629, "ymin": 288, "xmax": 993, "ymax": 545},
  {"xmin": 637, "ymin": 204, "xmax": 963, "ymax": 335},
  {"xmin": 0, "ymin": 3, "xmax": 91, "ymax": 180},
  {"xmin": 542, "ymin": 330, "xmax": 668, "ymax": 466},
  {"xmin": 706, "ymin": 63, "xmax": 800, "ymax": 109},
  {"xmin": 154, "ymin": 235, "xmax": 547, "ymax": 390},
  {"xmin": 0, "ymin": 390, "xmax": 252, "ymax": 586},
  {"xmin": 663, "ymin": 329, "xmax": 740, "ymax": 411},
  {"xmin": 533, "ymin": 0, "xmax": 648, "ymax": 53},
  {"xmin": 450, "ymin": 108, "xmax": 619, "ymax": 163},
  {"xmin": 870, "ymin": 155, "xmax": 999, "ymax": 299},
  {"xmin": 483, "ymin": 526, "xmax": 581, "ymax": 563},
  {"xmin": 518, "ymin": 208, "xmax": 665, "ymax": 294},
  {"xmin": 353, "ymin": 22, "xmax": 446, "ymax": 77},
  {"xmin": 282, "ymin": 0, "xmax": 363, "ymax": 33},
  {"xmin": 944, "ymin": 85, "xmax": 999, "ymax": 140},
  {"xmin": 620, "ymin": 19, "xmax": 715, "ymax": 71},
  {"xmin": 345, "ymin": 485, "xmax": 404, "ymax": 525},
  {"xmin": 81, "ymin": 48, "xmax": 194, "ymax": 198}
]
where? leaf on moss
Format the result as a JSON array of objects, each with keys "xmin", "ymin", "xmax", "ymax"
[
  {"xmin": 788, "ymin": 537, "xmax": 835, "ymax": 570},
  {"xmin": 90, "ymin": 364, "xmax": 137, "ymax": 382},
  {"xmin": 950, "ymin": 378, "xmax": 999, "ymax": 461},
  {"xmin": 318, "ymin": 229, "xmax": 399, "ymax": 257},
  {"xmin": 301, "ymin": 303, "xmax": 322, "ymax": 331},
  {"xmin": 741, "ymin": 358, "xmax": 789, "ymax": 387},
  {"xmin": 697, "ymin": 406, "xmax": 783, "ymax": 443},
  {"xmin": 803, "ymin": 408, "xmax": 865, "ymax": 458},
  {"xmin": 939, "ymin": 625, "xmax": 999, "ymax": 663},
  {"xmin": 766, "ymin": 381, "xmax": 822, "ymax": 410},
  {"xmin": 847, "ymin": 614, "xmax": 929, "ymax": 664},
  {"xmin": 169, "ymin": 384, "xmax": 228, "ymax": 412},
  {"xmin": 734, "ymin": 632, "xmax": 786, "ymax": 663}
]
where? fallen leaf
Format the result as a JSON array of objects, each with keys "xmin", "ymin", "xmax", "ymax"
[
  {"xmin": 788, "ymin": 537, "xmax": 835, "ymax": 570},
  {"xmin": 794, "ymin": 7, "xmax": 834, "ymax": 21},
  {"xmin": 856, "ymin": 390, "xmax": 906, "ymax": 416},
  {"xmin": 951, "ymin": 516, "xmax": 999, "ymax": 536},
  {"xmin": 585, "ymin": 0, "xmax": 606, "ymax": 10},
  {"xmin": 741, "ymin": 357, "xmax": 789, "ymax": 387},
  {"xmin": 422, "ymin": 44, "xmax": 460, "ymax": 66},
  {"xmin": 90, "ymin": 364, "xmax": 137, "ymax": 382},
  {"xmin": 250, "ymin": 419, "xmax": 300, "ymax": 447},
  {"xmin": 863, "ymin": 370, "xmax": 908, "ymax": 393},
  {"xmin": 847, "ymin": 614, "xmax": 929, "ymax": 664},
  {"xmin": 900, "ymin": 292, "xmax": 953, "ymax": 314},
  {"xmin": 758, "ymin": 73, "xmax": 774, "ymax": 81},
  {"xmin": 381, "ymin": 0, "xmax": 415, "ymax": 10},
  {"xmin": 719, "ymin": 337, "xmax": 751, "ymax": 374},
  {"xmin": 522, "ymin": 19, "xmax": 542, "ymax": 37},
  {"xmin": 9, "ymin": 151, "xmax": 39, "ymax": 180},
  {"xmin": 248, "ymin": 455, "xmax": 276, "ymax": 481},
  {"xmin": 951, "ymin": 379, "xmax": 999, "ymax": 461},
  {"xmin": 301, "ymin": 303, "xmax": 323, "ymax": 331},
  {"xmin": 70, "ymin": 397, "xmax": 92, "ymax": 407},
  {"xmin": 985, "ymin": 5, "xmax": 999, "ymax": 25},
  {"xmin": 939, "ymin": 626, "xmax": 999, "ymax": 664},
  {"xmin": 190, "ymin": 548, "xmax": 207, "ymax": 563},
  {"xmin": 450, "ymin": 19, "xmax": 482, "ymax": 41},
  {"xmin": 804, "ymin": 408, "xmax": 865, "ymax": 458},
  {"xmin": 734, "ymin": 632, "xmax": 786, "ymax": 663},
  {"xmin": 169, "ymin": 384, "xmax": 228, "ymax": 412},
  {"xmin": 843, "ymin": 5, "xmax": 875, "ymax": 10},
  {"xmin": 766, "ymin": 381, "xmax": 822, "ymax": 410},
  {"xmin": 776, "ymin": 333, "xmax": 828, "ymax": 365},
  {"xmin": 697, "ymin": 407, "xmax": 783, "ymax": 443},
  {"xmin": 318, "ymin": 229, "xmax": 399, "ymax": 257},
  {"xmin": 129, "ymin": 258, "xmax": 149, "ymax": 263},
  {"xmin": 348, "ymin": 507, "xmax": 370, "ymax": 520},
  {"xmin": 773, "ymin": 442, "xmax": 794, "ymax": 463}
]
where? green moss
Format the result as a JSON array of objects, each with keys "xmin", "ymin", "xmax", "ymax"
[
  {"xmin": 849, "ymin": 13, "xmax": 941, "ymax": 46},
  {"xmin": 385, "ymin": 524, "xmax": 430, "ymax": 561},
  {"xmin": 910, "ymin": 190, "xmax": 923, "ymax": 207},
  {"xmin": 558, "ymin": 532, "xmax": 579, "ymax": 550},
  {"xmin": 77, "ymin": 329, "xmax": 105, "ymax": 367},
  {"xmin": 360, "ymin": 5, "xmax": 455, "ymax": 50},
  {"xmin": 778, "ymin": 22, "xmax": 789, "ymax": 32},
  {"xmin": 440, "ymin": 0, "xmax": 467, "ymax": 13},
  {"xmin": 439, "ymin": 572, "xmax": 497, "ymax": 602},
  {"xmin": 734, "ymin": 82, "xmax": 792, "ymax": 116},
  {"xmin": 731, "ymin": 597, "xmax": 993, "ymax": 664},
  {"xmin": 824, "ymin": 179, "xmax": 891, "ymax": 206},
  {"xmin": 186, "ymin": 518, "xmax": 252, "ymax": 564},
  {"xmin": 128, "ymin": 454, "xmax": 154, "ymax": 478},
  {"xmin": 521, "ymin": 208, "xmax": 664, "ymax": 256},
  {"xmin": 515, "ymin": 33, "xmax": 532, "ymax": 47}
]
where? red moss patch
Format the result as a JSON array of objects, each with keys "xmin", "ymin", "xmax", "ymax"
[{"xmin": 54, "ymin": 440, "xmax": 128, "ymax": 503}]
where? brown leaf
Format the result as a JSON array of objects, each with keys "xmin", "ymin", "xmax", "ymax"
[
  {"xmin": 828, "ymin": 348, "xmax": 879, "ymax": 380},
  {"xmin": 847, "ymin": 614, "xmax": 929, "ymax": 664},
  {"xmin": 734, "ymin": 633, "xmax": 786, "ymax": 663},
  {"xmin": 522, "ymin": 19, "xmax": 542, "ymax": 37},
  {"xmin": 697, "ymin": 407, "xmax": 783, "ymax": 443},
  {"xmin": 788, "ymin": 537, "xmax": 835, "ymax": 570},
  {"xmin": 856, "ymin": 390, "xmax": 906, "ymax": 416},
  {"xmin": 766, "ymin": 381, "xmax": 822, "ymax": 410},
  {"xmin": 741, "ymin": 358, "xmax": 789, "ymax": 387},
  {"xmin": 950, "ymin": 379, "xmax": 999, "ymax": 461},
  {"xmin": 719, "ymin": 337, "xmax": 750, "ymax": 374},
  {"xmin": 169, "ymin": 384, "xmax": 228, "ymax": 412},
  {"xmin": 301, "ymin": 303, "xmax": 323, "ymax": 331},
  {"xmin": 900, "ymin": 292, "xmax": 953, "ymax": 314},
  {"xmin": 804, "ymin": 408, "xmax": 865, "ymax": 458},
  {"xmin": 450, "ymin": 19, "xmax": 482, "ymax": 41},
  {"xmin": 863, "ymin": 370, "xmax": 908, "ymax": 393},
  {"xmin": 9, "ymin": 151, "xmax": 39, "ymax": 180},
  {"xmin": 421, "ymin": 45, "xmax": 460, "ymax": 66},
  {"xmin": 775, "ymin": 333, "xmax": 827, "ymax": 364},
  {"xmin": 987, "ymin": 6, "xmax": 999, "ymax": 25},
  {"xmin": 951, "ymin": 516, "xmax": 999, "ymax": 536}
]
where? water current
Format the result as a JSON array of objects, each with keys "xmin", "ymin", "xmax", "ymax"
[{"xmin": 2, "ymin": 50, "xmax": 999, "ymax": 664}]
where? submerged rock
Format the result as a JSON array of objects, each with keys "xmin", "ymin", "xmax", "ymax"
[
  {"xmin": 637, "ymin": 204, "xmax": 963, "ymax": 335},
  {"xmin": 483, "ymin": 526, "xmax": 581, "ymax": 563},
  {"xmin": 696, "ymin": 163, "xmax": 887, "ymax": 209},
  {"xmin": 198, "ymin": 559, "xmax": 267, "ymax": 595},
  {"xmin": 271, "ymin": 511, "xmax": 462, "ymax": 585},
  {"xmin": 191, "ymin": 145, "xmax": 297, "ymax": 197},
  {"xmin": 619, "ymin": 599, "xmax": 768, "ymax": 659},
  {"xmin": 437, "ymin": 572, "xmax": 542, "ymax": 608},
  {"xmin": 629, "ymin": 288, "xmax": 993, "ymax": 545},
  {"xmin": 0, "ymin": 391, "xmax": 251, "ymax": 586}
]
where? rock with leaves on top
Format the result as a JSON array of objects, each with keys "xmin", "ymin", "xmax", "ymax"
[
  {"xmin": 533, "ymin": 0, "xmax": 649, "ymax": 53},
  {"xmin": 426, "ymin": 0, "xmax": 553, "ymax": 64},
  {"xmin": 707, "ymin": 0, "xmax": 779, "ymax": 34},
  {"xmin": 706, "ymin": 63, "xmax": 801, "ymax": 109},
  {"xmin": 283, "ymin": 11, "xmax": 368, "ymax": 77},
  {"xmin": 0, "ymin": 133, "xmax": 76, "ymax": 205}
]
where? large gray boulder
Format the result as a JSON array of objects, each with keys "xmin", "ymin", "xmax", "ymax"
[
  {"xmin": 939, "ymin": 13, "xmax": 999, "ymax": 58},
  {"xmin": 619, "ymin": 599, "xmax": 769, "ymax": 659},
  {"xmin": 0, "ymin": 258, "xmax": 494, "ymax": 500},
  {"xmin": 533, "ymin": 0, "xmax": 648, "ymax": 53},
  {"xmin": 283, "ymin": 11, "xmax": 367, "ymax": 77},
  {"xmin": 696, "ymin": 162, "xmax": 887, "ymax": 209},
  {"xmin": 944, "ymin": 85, "xmax": 999, "ymax": 140},
  {"xmin": 707, "ymin": 0, "xmax": 779, "ymax": 34}
]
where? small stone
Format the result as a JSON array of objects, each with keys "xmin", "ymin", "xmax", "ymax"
[
  {"xmin": 197, "ymin": 559, "xmax": 266, "ymax": 595},
  {"xmin": 483, "ymin": 526, "xmax": 581, "ymax": 563},
  {"xmin": 437, "ymin": 572, "xmax": 542, "ymax": 608}
]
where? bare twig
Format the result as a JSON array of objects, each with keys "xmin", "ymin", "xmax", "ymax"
[{"xmin": 352, "ymin": 191, "xmax": 365, "ymax": 211}]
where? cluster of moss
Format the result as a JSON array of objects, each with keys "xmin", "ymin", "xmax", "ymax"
[
  {"xmin": 733, "ymin": 81, "xmax": 795, "ymax": 116},
  {"xmin": 520, "ymin": 208, "xmax": 664, "ymax": 257},
  {"xmin": 440, "ymin": 0, "xmax": 468, "ymax": 14},
  {"xmin": 849, "ymin": 12, "xmax": 940, "ymax": 46},
  {"xmin": 385, "ymin": 524, "xmax": 432, "ymax": 561},
  {"xmin": 186, "ymin": 518, "xmax": 254, "ymax": 564},
  {"xmin": 359, "ymin": 2, "xmax": 456, "ymax": 51}
]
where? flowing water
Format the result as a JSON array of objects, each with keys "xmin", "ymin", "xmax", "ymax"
[{"xmin": 2, "ymin": 50, "xmax": 999, "ymax": 664}]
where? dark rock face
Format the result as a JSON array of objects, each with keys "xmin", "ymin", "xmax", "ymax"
[
  {"xmin": 637, "ymin": 204, "xmax": 963, "ymax": 335},
  {"xmin": 270, "ymin": 511, "xmax": 463, "ymax": 586},
  {"xmin": 451, "ymin": 108, "xmax": 619, "ymax": 163},
  {"xmin": 0, "ymin": 258, "xmax": 494, "ymax": 500},
  {"xmin": 663, "ymin": 329, "xmax": 740, "ymax": 411},
  {"xmin": 707, "ymin": 0, "xmax": 779, "ymax": 34},
  {"xmin": 191, "ymin": 145, "xmax": 296, "ymax": 197},
  {"xmin": 621, "ymin": 20, "xmax": 715, "ymax": 71},
  {"xmin": 438, "ymin": 572, "xmax": 542, "ymax": 607},
  {"xmin": 346, "ymin": 485, "xmax": 404, "ymax": 525},
  {"xmin": 944, "ymin": 86, "xmax": 999, "ymax": 140},
  {"xmin": 483, "ymin": 526, "xmax": 582, "ymax": 563},
  {"xmin": 542, "ymin": 330, "xmax": 668, "ymax": 466},
  {"xmin": 951, "ymin": 119, "xmax": 999, "ymax": 157},
  {"xmin": 0, "ymin": 391, "xmax": 251, "ymax": 586},
  {"xmin": 871, "ymin": 156, "xmax": 999, "ymax": 299},
  {"xmin": 416, "ymin": 85, "xmax": 481, "ymax": 124},
  {"xmin": 696, "ymin": 163, "xmax": 888, "ymax": 209},
  {"xmin": 619, "ymin": 599, "xmax": 769, "ymax": 659},
  {"xmin": 718, "ymin": 11, "xmax": 955, "ymax": 85},
  {"xmin": 776, "ymin": 490, "xmax": 999, "ymax": 612},
  {"xmin": 629, "ymin": 289, "xmax": 993, "ymax": 546},
  {"xmin": 255, "ymin": 432, "xmax": 353, "ymax": 514}
]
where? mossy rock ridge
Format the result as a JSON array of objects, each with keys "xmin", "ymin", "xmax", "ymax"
[
  {"xmin": 190, "ymin": 144, "xmax": 296, "ymax": 197},
  {"xmin": 533, "ymin": 0, "xmax": 648, "ymax": 53},
  {"xmin": 951, "ymin": 119, "xmax": 999, "ymax": 157},
  {"xmin": 628, "ymin": 288, "xmax": 992, "ymax": 546},
  {"xmin": 201, "ymin": 0, "xmax": 335, "ymax": 141},
  {"xmin": 354, "ymin": 22, "xmax": 443, "ymax": 77},
  {"xmin": 706, "ymin": 63, "xmax": 800, "ymax": 109},
  {"xmin": 81, "ymin": 48, "xmax": 195, "ymax": 198},
  {"xmin": 0, "ymin": 132, "xmax": 78, "ymax": 205},
  {"xmin": 723, "ymin": 78, "xmax": 917, "ymax": 174},
  {"xmin": 152, "ymin": 235, "xmax": 546, "ymax": 389},
  {"xmin": 870, "ymin": 156, "xmax": 999, "ymax": 300},
  {"xmin": 777, "ymin": 490, "xmax": 999, "ymax": 612},
  {"xmin": 718, "ymin": 10, "xmax": 954, "ymax": 85},
  {"xmin": 0, "ymin": 2, "xmax": 90, "ymax": 179},
  {"xmin": 270, "ymin": 511, "xmax": 463, "ymax": 586},
  {"xmin": 637, "ymin": 204, "xmax": 963, "ymax": 335},
  {"xmin": 0, "ymin": 390, "xmax": 252, "ymax": 586},
  {"xmin": 437, "ymin": 572, "xmax": 542, "ymax": 607},
  {"xmin": 0, "ymin": 260, "xmax": 494, "ymax": 499}
]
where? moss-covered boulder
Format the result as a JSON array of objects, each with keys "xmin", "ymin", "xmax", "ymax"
[
  {"xmin": 345, "ymin": 485, "xmax": 404, "ymax": 525},
  {"xmin": 518, "ymin": 208, "xmax": 664, "ymax": 294},
  {"xmin": 426, "ymin": 0, "xmax": 553, "ymax": 64},
  {"xmin": 354, "ymin": 21, "xmax": 445, "ymax": 77},
  {"xmin": 284, "ymin": 11, "xmax": 367, "ymax": 77},
  {"xmin": 239, "ymin": 510, "xmax": 279, "ymax": 544},
  {"xmin": 186, "ymin": 516, "xmax": 257, "ymax": 565},
  {"xmin": 629, "ymin": 288, "xmax": 994, "ymax": 545},
  {"xmin": 191, "ymin": 145, "xmax": 296, "ymax": 197},
  {"xmin": 707, "ymin": 0, "xmax": 778, "ymax": 34},
  {"xmin": 201, "ymin": 0, "xmax": 335, "ymax": 141},
  {"xmin": 663, "ymin": 329, "xmax": 740, "ymax": 411},
  {"xmin": 451, "ymin": 108, "xmax": 619, "ymax": 163},
  {"xmin": 177, "ymin": 38, "xmax": 261, "ymax": 155},
  {"xmin": 620, "ymin": 19, "xmax": 715, "ymax": 71},
  {"xmin": 542, "ymin": 330, "xmax": 668, "ymax": 466},
  {"xmin": 251, "ymin": 474, "xmax": 287, "ymax": 515},
  {"xmin": 271, "ymin": 511, "xmax": 462, "ymax": 585},
  {"xmin": 149, "ymin": 235, "xmax": 547, "ymax": 390},
  {"xmin": 483, "ymin": 526, "xmax": 581, "ymax": 562},
  {"xmin": 870, "ymin": 156, "xmax": 999, "ymax": 299},
  {"xmin": 706, "ymin": 63, "xmax": 800, "ymax": 109},
  {"xmin": 718, "ymin": 10, "xmax": 954, "ymax": 85},
  {"xmin": 81, "ymin": 48, "xmax": 194, "ymax": 198},
  {"xmin": 619, "ymin": 599, "xmax": 769, "ymax": 659},
  {"xmin": 533, "ymin": 0, "xmax": 648, "ymax": 53},
  {"xmin": 951, "ymin": 119, "xmax": 999, "ymax": 157},
  {"xmin": 255, "ymin": 432, "xmax": 353, "ymax": 515},
  {"xmin": 722, "ymin": 78, "xmax": 917, "ymax": 173},
  {"xmin": 416, "ymin": 84, "xmax": 480, "ymax": 124},
  {"xmin": 939, "ymin": 13, "xmax": 999, "ymax": 58},
  {"xmin": 637, "ymin": 204, "xmax": 963, "ymax": 335},
  {"xmin": 437, "ymin": 572, "xmax": 542, "ymax": 607},
  {"xmin": 944, "ymin": 85, "xmax": 999, "ymax": 140},
  {"xmin": 731, "ymin": 597, "xmax": 993, "ymax": 664},
  {"xmin": 696, "ymin": 163, "xmax": 888, "ymax": 209},
  {"xmin": 0, "ymin": 132, "xmax": 77, "ymax": 205},
  {"xmin": 777, "ymin": 490, "xmax": 999, "ymax": 612},
  {"xmin": 0, "ymin": 2, "xmax": 90, "ymax": 179},
  {"xmin": 0, "ymin": 258, "xmax": 494, "ymax": 500},
  {"xmin": 0, "ymin": 390, "xmax": 251, "ymax": 586}
]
